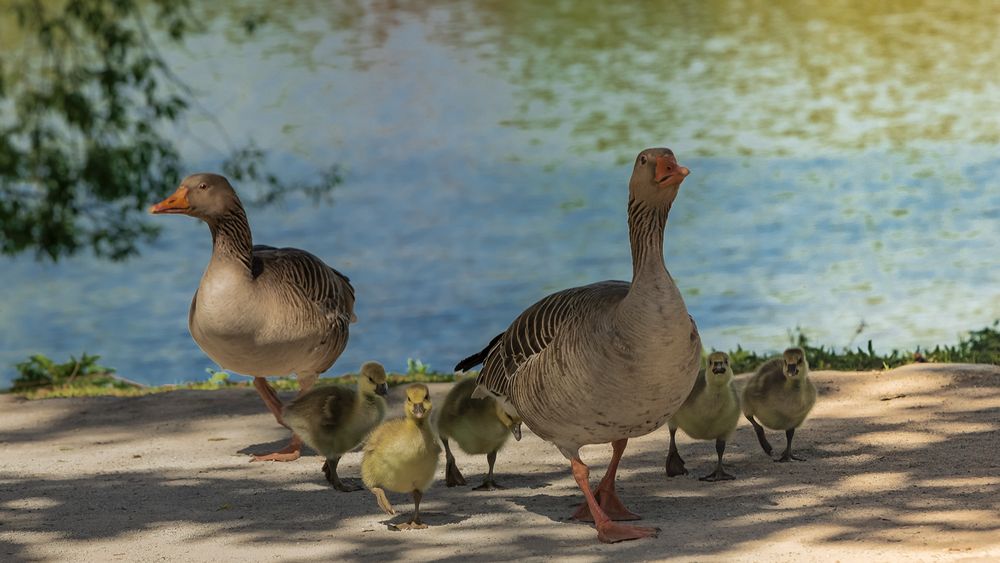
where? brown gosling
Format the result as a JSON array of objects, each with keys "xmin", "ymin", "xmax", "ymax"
[
  {"xmin": 361, "ymin": 384, "xmax": 441, "ymax": 530},
  {"xmin": 741, "ymin": 347, "xmax": 817, "ymax": 462},
  {"xmin": 435, "ymin": 377, "xmax": 523, "ymax": 490},
  {"xmin": 282, "ymin": 361, "xmax": 389, "ymax": 491},
  {"xmin": 665, "ymin": 351, "xmax": 741, "ymax": 481}
]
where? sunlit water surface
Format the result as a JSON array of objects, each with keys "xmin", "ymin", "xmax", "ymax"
[{"xmin": 2, "ymin": 1, "xmax": 998, "ymax": 386}]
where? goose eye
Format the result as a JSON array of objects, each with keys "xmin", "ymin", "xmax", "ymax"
[
  {"xmin": 367, "ymin": 377, "xmax": 374, "ymax": 383},
  {"xmin": 198, "ymin": 183, "xmax": 208, "ymax": 190},
  {"xmin": 639, "ymin": 155, "xmax": 647, "ymax": 165}
]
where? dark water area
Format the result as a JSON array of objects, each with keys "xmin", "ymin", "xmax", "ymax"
[{"xmin": 2, "ymin": 1, "xmax": 998, "ymax": 386}]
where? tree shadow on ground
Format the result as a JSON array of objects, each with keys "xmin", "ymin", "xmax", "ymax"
[{"xmin": 0, "ymin": 365, "xmax": 997, "ymax": 560}]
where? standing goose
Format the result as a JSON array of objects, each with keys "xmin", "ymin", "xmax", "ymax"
[
  {"xmin": 459, "ymin": 148, "xmax": 702, "ymax": 543},
  {"xmin": 150, "ymin": 173, "xmax": 356, "ymax": 461}
]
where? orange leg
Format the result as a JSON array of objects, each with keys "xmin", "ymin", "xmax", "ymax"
[
  {"xmin": 570, "ymin": 457, "xmax": 659, "ymax": 543},
  {"xmin": 250, "ymin": 373, "xmax": 316, "ymax": 462},
  {"xmin": 572, "ymin": 438, "xmax": 640, "ymax": 521}
]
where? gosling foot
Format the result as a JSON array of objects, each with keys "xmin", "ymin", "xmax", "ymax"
[
  {"xmin": 445, "ymin": 460, "xmax": 467, "ymax": 487},
  {"xmin": 371, "ymin": 487, "xmax": 395, "ymax": 515},
  {"xmin": 472, "ymin": 479, "xmax": 505, "ymax": 491},
  {"xmin": 392, "ymin": 518, "xmax": 428, "ymax": 531},
  {"xmin": 699, "ymin": 467, "xmax": 736, "ymax": 482},
  {"xmin": 596, "ymin": 521, "xmax": 660, "ymax": 544},
  {"xmin": 665, "ymin": 450, "xmax": 688, "ymax": 477},
  {"xmin": 776, "ymin": 451, "xmax": 807, "ymax": 463}
]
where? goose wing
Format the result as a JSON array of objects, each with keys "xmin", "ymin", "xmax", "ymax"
[
  {"xmin": 473, "ymin": 280, "xmax": 630, "ymax": 398},
  {"xmin": 252, "ymin": 245, "xmax": 357, "ymax": 326}
]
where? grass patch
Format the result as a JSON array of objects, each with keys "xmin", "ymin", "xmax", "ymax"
[
  {"xmin": 7, "ymin": 322, "xmax": 1000, "ymax": 399},
  {"xmin": 724, "ymin": 320, "xmax": 1000, "ymax": 373}
]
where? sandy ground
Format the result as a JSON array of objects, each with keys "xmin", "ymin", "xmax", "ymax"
[{"xmin": 0, "ymin": 363, "xmax": 997, "ymax": 562}]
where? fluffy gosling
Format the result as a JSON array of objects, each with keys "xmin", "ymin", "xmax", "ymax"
[
  {"xmin": 742, "ymin": 347, "xmax": 817, "ymax": 462},
  {"xmin": 282, "ymin": 361, "xmax": 389, "ymax": 491},
  {"xmin": 665, "ymin": 351, "xmax": 741, "ymax": 481},
  {"xmin": 435, "ymin": 377, "xmax": 522, "ymax": 490},
  {"xmin": 361, "ymin": 384, "xmax": 441, "ymax": 530}
]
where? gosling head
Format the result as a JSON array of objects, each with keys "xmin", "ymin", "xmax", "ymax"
[
  {"xmin": 404, "ymin": 384, "xmax": 432, "ymax": 422},
  {"xmin": 149, "ymin": 173, "xmax": 242, "ymax": 221},
  {"xmin": 781, "ymin": 347, "xmax": 809, "ymax": 380},
  {"xmin": 629, "ymin": 148, "xmax": 690, "ymax": 207},
  {"xmin": 358, "ymin": 361, "xmax": 389, "ymax": 397},
  {"xmin": 706, "ymin": 351, "xmax": 733, "ymax": 384},
  {"xmin": 494, "ymin": 402, "xmax": 524, "ymax": 442}
]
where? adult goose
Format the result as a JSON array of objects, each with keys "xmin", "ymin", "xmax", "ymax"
[
  {"xmin": 150, "ymin": 173, "xmax": 356, "ymax": 461},
  {"xmin": 457, "ymin": 148, "xmax": 702, "ymax": 543}
]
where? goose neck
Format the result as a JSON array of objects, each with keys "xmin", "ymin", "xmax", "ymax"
[
  {"xmin": 207, "ymin": 207, "xmax": 253, "ymax": 273},
  {"xmin": 627, "ymin": 196, "xmax": 670, "ymax": 287}
]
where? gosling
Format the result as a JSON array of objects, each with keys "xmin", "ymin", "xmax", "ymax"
[
  {"xmin": 435, "ymin": 377, "xmax": 523, "ymax": 490},
  {"xmin": 742, "ymin": 347, "xmax": 817, "ymax": 462},
  {"xmin": 361, "ymin": 383, "xmax": 441, "ymax": 530},
  {"xmin": 282, "ymin": 361, "xmax": 389, "ymax": 491},
  {"xmin": 665, "ymin": 351, "xmax": 741, "ymax": 481}
]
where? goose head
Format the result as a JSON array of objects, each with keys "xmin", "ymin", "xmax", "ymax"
[
  {"xmin": 706, "ymin": 351, "xmax": 734, "ymax": 385},
  {"xmin": 494, "ymin": 402, "xmax": 524, "ymax": 441},
  {"xmin": 404, "ymin": 384, "xmax": 433, "ymax": 422},
  {"xmin": 358, "ymin": 361, "xmax": 389, "ymax": 397},
  {"xmin": 781, "ymin": 347, "xmax": 809, "ymax": 380},
  {"xmin": 629, "ymin": 148, "xmax": 690, "ymax": 206},
  {"xmin": 149, "ymin": 173, "xmax": 242, "ymax": 221}
]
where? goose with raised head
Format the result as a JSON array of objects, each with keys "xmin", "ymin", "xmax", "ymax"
[
  {"xmin": 742, "ymin": 347, "xmax": 817, "ymax": 462},
  {"xmin": 150, "ymin": 173, "xmax": 356, "ymax": 461},
  {"xmin": 282, "ymin": 361, "xmax": 389, "ymax": 490},
  {"xmin": 457, "ymin": 148, "xmax": 702, "ymax": 543}
]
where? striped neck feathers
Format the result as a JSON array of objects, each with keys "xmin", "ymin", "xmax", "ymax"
[
  {"xmin": 207, "ymin": 205, "xmax": 253, "ymax": 273},
  {"xmin": 626, "ymin": 195, "xmax": 670, "ymax": 286}
]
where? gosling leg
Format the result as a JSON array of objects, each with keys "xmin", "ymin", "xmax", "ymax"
[
  {"xmin": 664, "ymin": 426, "xmax": 688, "ymax": 477},
  {"xmin": 322, "ymin": 457, "xmax": 362, "ymax": 492},
  {"xmin": 395, "ymin": 490, "xmax": 428, "ymax": 530},
  {"xmin": 699, "ymin": 439, "xmax": 735, "ymax": 482},
  {"xmin": 442, "ymin": 438, "xmax": 467, "ymax": 487},
  {"xmin": 371, "ymin": 487, "xmax": 395, "ymax": 515},
  {"xmin": 473, "ymin": 450, "xmax": 505, "ymax": 491},
  {"xmin": 746, "ymin": 414, "xmax": 774, "ymax": 457},
  {"xmin": 776, "ymin": 428, "xmax": 806, "ymax": 462}
]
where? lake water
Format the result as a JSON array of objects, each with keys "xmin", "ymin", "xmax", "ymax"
[{"xmin": 2, "ymin": 1, "xmax": 998, "ymax": 387}]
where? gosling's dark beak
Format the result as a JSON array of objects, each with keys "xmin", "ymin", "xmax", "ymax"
[
  {"xmin": 786, "ymin": 364, "xmax": 799, "ymax": 377},
  {"xmin": 711, "ymin": 363, "xmax": 727, "ymax": 375},
  {"xmin": 411, "ymin": 403, "xmax": 426, "ymax": 418},
  {"xmin": 510, "ymin": 422, "xmax": 522, "ymax": 441},
  {"xmin": 375, "ymin": 382, "xmax": 389, "ymax": 396}
]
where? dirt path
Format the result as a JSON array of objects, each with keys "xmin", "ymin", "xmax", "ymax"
[{"xmin": 0, "ymin": 363, "xmax": 997, "ymax": 562}]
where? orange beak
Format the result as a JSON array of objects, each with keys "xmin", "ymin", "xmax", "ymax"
[
  {"xmin": 655, "ymin": 156, "xmax": 690, "ymax": 187},
  {"xmin": 149, "ymin": 186, "xmax": 191, "ymax": 214}
]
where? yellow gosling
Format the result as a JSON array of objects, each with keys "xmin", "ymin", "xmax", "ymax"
[
  {"xmin": 361, "ymin": 384, "xmax": 441, "ymax": 530},
  {"xmin": 665, "ymin": 351, "xmax": 741, "ymax": 481}
]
